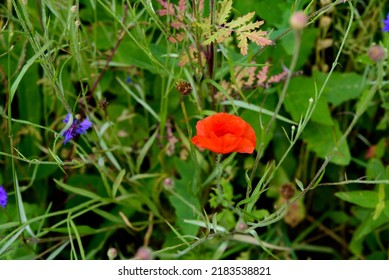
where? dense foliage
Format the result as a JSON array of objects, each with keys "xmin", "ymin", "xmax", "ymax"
[{"xmin": 0, "ymin": 0, "xmax": 388, "ymax": 260}]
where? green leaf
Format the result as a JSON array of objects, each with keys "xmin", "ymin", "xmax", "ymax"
[
  {"xmin": 167, "ymin": 158, "xmax": 201, "ymax": 236},
  {"xmin": 284, "ymin": 76, "xmax": 334, "ymax": 126},
  {"xmin": 42, "ymin": 225, "xmax": 98, "ymax": 235},
  {"xmin": 112, "ymin": 169, "xmax": 126, "ymax": 198},
  {"xmin": 366, "ymin": 158, "xmax": 385, "ymax": 180},
  {"xmin": 313, "ymin": 71, "xmax": 364, "ymax": 107},
  {"xmin": 168, "ymin": 179, "xmax": 201, "ymax": 236},
  {"xmin": 295, "ymin": 178, "xmax": 304, "ymax": 191},
  {"xmin": 118, "ymin": 78, "xmax": 161, "ymax": 122},
  {"xmin": 136, "ymin": 128, "xmax": 159, "ymax": 173},
  {"xmin": 235, "ymin": 1, "xmax": 288, "ymax": 28},
  {"xmin": 335, "ymin": 191, "xmax": 378, "ymax": 208},
  {"xmin": 383, "ymin": 200, "xmax": 389, "ymax": 218},
  {"xmin": 10, "ymin": 40, "xmax": 52, "ymax": 104},
  {"xmin": 302, "ymin": 122, "xmax": 350, "ymax": 166},
  {"xmin": 92, "ymin": 209, "xmax": 123, "ymax": 224},
  {"xmin": 373, "ymin": 184, "xmax": 386, "ymax": 220},
  {"xmin": 55, "ymin": 179, "xmax": 102, "ymax": 200},
  {"xmin": 352, "ymin": 209, "xmax": 389, "ymax": 240}
]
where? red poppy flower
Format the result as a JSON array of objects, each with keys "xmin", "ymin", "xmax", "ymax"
[{"xmin": 191, "ymin": 113, "xmax": 256, "ymax": 154}]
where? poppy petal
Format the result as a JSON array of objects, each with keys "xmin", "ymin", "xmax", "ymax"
[{"xmin": 191, "ymin": 113, "xmax": 256, "ymax": 154}]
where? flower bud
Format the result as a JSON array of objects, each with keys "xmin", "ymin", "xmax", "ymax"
[
  {"xmin": 368, "ymin": 45, "xmax": 386, "ymax": 62},
  {"xmin": 235, "ymin": 220, "xmax": 248, "ymax": 232},
  {"xmin": 75, "ymin": 20, "xmax": 81, "ymax": 28},
  {"xmin": 134, "ymin": 246, "xmax": 154, "ymax": 260},
  {"xmin": 70, "ymin": 5, "xmax": 78, "ymax": 13},
  {"xmin": 107, "ymin": 248, "xmax": 117, "ymax": 260},
  {"xmin": 319, "ymin": 16, "xmax": 332, "ymax": 29},
  {"xmin": 289, "ymin": 11, "xmax": 308, "ymax": 30},
  {"xmin": 163, "ymin": 178, "xmax": 175, "ymax": 191}
]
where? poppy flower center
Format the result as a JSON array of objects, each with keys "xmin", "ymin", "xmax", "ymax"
[{"xmin": 212, "ymin": 121, "xmax": 241, "ymax": 138}]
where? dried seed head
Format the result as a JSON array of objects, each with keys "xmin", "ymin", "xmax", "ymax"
[
  {"xmin": 99, "ymin": 98, "xmax": 109, "ymax": 111},
  {"xmin": 280, "ymin": 183, "xmax": 295, "ymax": 201},
  {"xmin": 368, "ymin": 45, "xmax": 386, "ymax": 62},
  {"xmin": 289, "ymin": 11, "xmax": 308, "ymax": 30},
  {"xmin": 176, "ymin": 80, "xmax": 192, "ymax": 96}
]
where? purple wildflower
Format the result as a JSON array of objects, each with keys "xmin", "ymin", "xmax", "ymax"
[
  {"xmin": 383, "ymin": 13, "xmax": 389, "ymax": 32},
  {"xmin": 62, "ymin": 113, "xmax": 92, "ymax": 144},
  {"xmin": 0, "ymin": 185, "xmax": 7, "ymax": 208}
]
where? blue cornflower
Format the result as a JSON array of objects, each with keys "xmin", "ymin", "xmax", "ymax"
[
  {"xmin": 383, "ymin": 13, "xmax": 389, "ymax": 32},
  {"xmin": 62, "ymin": 113, "xmax": 92, "ymax": 144},
  {"xmin": 0, "ymin": 185, "xmax": 7, "ymax": 208}
]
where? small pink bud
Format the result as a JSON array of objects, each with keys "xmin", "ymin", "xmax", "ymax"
[
  {"xmin": 107, "ymin": 248, "xmax": 117, "ymax": 260},
  {"xmin": 134, "ymin": 246, "xmax": 154, "ymax": 260},
  {"xmin": 235, "ymin": 221, "xmax": 248, "ymax": 232},
  {"xmin": 290, "ymin": 11, "xmax": 308, "ymax": 30},
  {"xmin": 368, "ymin": 45, "xmax": 386, "ymax": 62}
]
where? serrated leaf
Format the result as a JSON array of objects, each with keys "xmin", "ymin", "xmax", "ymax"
[
  {"xmin": 237, "ymin": 33, "xmax": 248, "ymax": 55},
  {"xmin": 236, "ymin": 19, "xmax": 261, "ymax": 32},
  {"xmin": 228, "ymin": 12, "xmax": 255, "ymax": 29},
  {"xmin": 245, "ymin": 30, "xmax": 273, "ymax": 46},
  {"xmin": 217, "ymin": 0, "xmax": 233, "ymax": 25}
]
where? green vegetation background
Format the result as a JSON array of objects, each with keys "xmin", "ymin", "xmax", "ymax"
[{"xmin": 0, "ymin": 0, "xmax": 389, "ymax": 260}]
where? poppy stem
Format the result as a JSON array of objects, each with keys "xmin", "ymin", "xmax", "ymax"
[{"xmin": 215, "ymin": 153, "xmax": 223, "ymax": 203}]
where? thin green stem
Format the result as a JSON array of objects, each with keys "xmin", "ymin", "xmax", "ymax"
[
  {"xmin": 215, "ymin": 153, "xmax": 223, "ymax": 203},
  {"xmin": 248, "ymin": 29, "xmax": 302, "ymax": 188}
]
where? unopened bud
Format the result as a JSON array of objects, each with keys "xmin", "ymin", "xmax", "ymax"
[
  {"xmin": 368, "ymin": 45, "xmax": 386, "ymax": 62},
  {"xmin": 235, "ymin": 221, "xmax": 248, "ymax": 232},
  {"xmin": 319, "ymin": 16, "xmax": 332, "ymax": 29},
  {"xmin": 107, "ymin": 248, "xmax": 117, "ymax": 260},
  {"xmin": 163, "ymin": 177, "xmax": 175, "ymax": 191},
  {"xmin": 134, "ymin": 246, "xmax": 154, "ymax": 260},
  {"xmin": 75, "ymin": 20, "xmax": 81, "ymax": 27},
  {"xmin": 71, "ymin": 5, "xmax": 78, "ymax": 13},
  {"xmin": 289, "ymin": 11, "xmax": 308, "ymax": 30}
]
